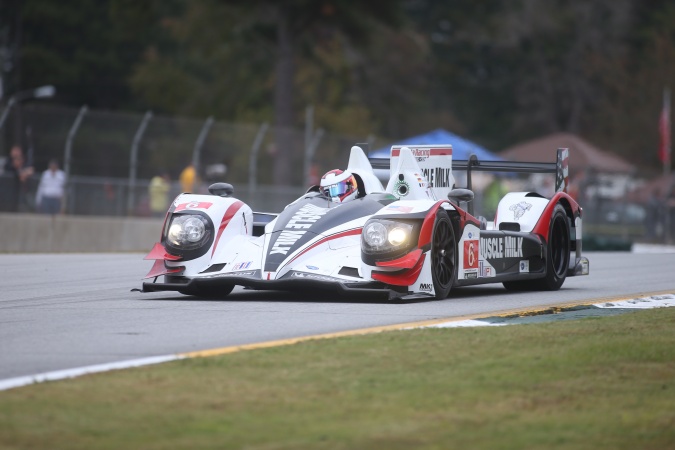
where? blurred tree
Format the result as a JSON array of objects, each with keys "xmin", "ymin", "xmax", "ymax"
[
  {"xmin": 6, "ymin": 0, "xmax": 675, "ymax": 178},
  {"xmin": 131, "ymin": 0, "xmax": 404, "ymax": 185},
  {"xmin": 409, "ymin": 0, "xmax": 635, "ymax": 151},
  {"xmin": 590, "ymin": 0, "xmax": 675, "ymax": 168},
  {"xmin": 13, "ymin": 0, "xmax": 166, "ymax": 108},
  {"xmin": 229, "ymin": 0, "xmax": 404, "ymax": 185}
]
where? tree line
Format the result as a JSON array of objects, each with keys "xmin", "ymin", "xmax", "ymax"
[{"xmin": 2, "ymin": 0, "xmax": 674, "ymax": 183}]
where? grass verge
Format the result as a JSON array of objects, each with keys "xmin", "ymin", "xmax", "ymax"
[{"xmin": 1, "ymin": 308, "xmax": 675, "ymax": 450}]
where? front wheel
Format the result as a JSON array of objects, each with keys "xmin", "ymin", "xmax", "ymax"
[{"xmin": 430, "ymin": 211, "xmax": 457, "ymax": 299}]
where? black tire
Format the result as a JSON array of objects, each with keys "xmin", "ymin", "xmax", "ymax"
[
  {"xmin": 503, "ymin": 205, "xmax": 570, "ymax": 291},
  {"xmin": 180, "ymin": 284, "xmax": 234, "ymax": 298},
  {"xmin": 430, "ymin": 211, "xmax": 457, "ymax": 299},
  {"xmin": 535, "ymin": 204, "xmax": 570, "ymax": 290}
]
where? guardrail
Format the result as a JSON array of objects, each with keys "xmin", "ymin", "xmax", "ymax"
[{"xmin": 0, "ymin": 213, "xmax": 162, "ymax": 253}]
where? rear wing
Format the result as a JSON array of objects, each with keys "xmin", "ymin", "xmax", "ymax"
[{"xmin": 369, "ymin": 147, "xmax": 570, "ymax": 214}]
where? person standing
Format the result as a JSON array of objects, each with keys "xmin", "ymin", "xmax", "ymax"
[
  {"xmin": 179, "ymin": 162, "xmax": 197, "ymax": 193},
  {"xmin": 148, "ymin": 170, "xmax": 171, "ymax": 217},
  {"xmin": 4, "ymin": 145, "xmax": 35, "ymax": 212},
  {"xmin": 35, "ymin": 159, "xmax": 66, "ymax": 215}
]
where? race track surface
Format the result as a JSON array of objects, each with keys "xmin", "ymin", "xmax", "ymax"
[{"xmin": 1, "ymin": 252, "xmax": 674, "ymax": 380}]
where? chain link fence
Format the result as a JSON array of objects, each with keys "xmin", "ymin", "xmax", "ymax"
[{"xmin": 1, "ymin": 103, "xmax": 384, "ymax": 215}]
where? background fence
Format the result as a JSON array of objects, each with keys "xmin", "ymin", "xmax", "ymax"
[
  {"xmin": 0, "ymin": 102, "xmax": 668, "ymax": 247},
  {"xmin": 0, "ymin": 103, "xmax": 389, "ymax": 214}
]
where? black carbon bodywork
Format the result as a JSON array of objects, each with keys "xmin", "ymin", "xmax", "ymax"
[{"xmin": 263, "ymin": 192, "xmax": 397, "ymax": 272}]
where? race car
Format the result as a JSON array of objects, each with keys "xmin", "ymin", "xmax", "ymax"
[{"xmin": 141, "ymin": 144, "xmax": 589, "ymax": 301}]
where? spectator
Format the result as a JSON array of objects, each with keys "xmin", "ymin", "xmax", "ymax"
[
  {"xmin": 148, "ymin": 170, "xmax": 171, "ymax": 217},
  {"xmin": 483, "ymin": 176, "xmax": 508, "ymax": 218},
  {"xmin": 3, "ymin": 145, "xmax": 34, "ymax": 212},
  {"xmin": 35, "ymin": 159, "xmax": 66, "ymax": 215},
  {"xmin": 179, "ymin": 161, "xmax": 198, "ymax": 193}
]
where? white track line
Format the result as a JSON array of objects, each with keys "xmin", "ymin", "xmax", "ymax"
[
  {"xmin": 2, "ymin": 292, "xmax": 674, "ymax": 392},
  {"xmin": 0, "ymin": 355, "xmax": 181, "ymax": 392}
]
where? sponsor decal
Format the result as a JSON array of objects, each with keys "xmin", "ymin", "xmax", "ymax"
[
  {"xmin": 464, "ymin": 271, "xmax": 478, "ymax": 279},
  {"xmin": 479, "ymin": 260, "xmax": 492, "ymax": 277},
  {"xmin": 519, "ymin": 260, "xmax": 529, "ymax": 273},
  {"xmin": 411, "ymin": 148, "xmax": 431, "ymax": 158},
  {"xmin": 386, "ymin": 205, "xmax": 413, "ymax": 213},
  {"xmin": 306, "ymin": 265, "xmax": 319, "ymax": 270},
  {"xmin": 270, "ymin": 204, "xmax": 330, "ymax": 255},
  {"xmin": 480, "ymin": 236, "xmax": 523, "ymax": 259},
  {"xmin": 419, "ymin": 283, "xmax": 433, "ymax": 292},
  {"xmin": 391, "ymin": 147, "xmax": 452, "ymax": 158},
  {"xmin": 212, "ymin": 270, "xmax": 257, "ymax": 277},
  {"xmin": 556, "ymin": 148, "xmax": 569, "ymax": 193},
  {"xmin": 420, "ymin": 167, "xmax": 452, "ymax": 188},
  {"xmin": 463, "ymin": 240, "xmax": 479, "ymax": 269},
  {"xmin": 174, "ymin": 201, "xmax": 213, "ymax": 212},
  {"xmin": 232, "ymin": 261, "xmax": 252, "ymax": 270},
  {"xmin": 291, "ymin": 272, "xmax": 336, "ymax": 282},
  {"xmin": 509, "ymin": 201, "xmax": 532, "ymax": 220}
]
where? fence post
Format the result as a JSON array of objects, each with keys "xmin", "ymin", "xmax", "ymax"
[
  {"xmin": 127, "ymin": 111, "xmax": 153, "ymax": 215},
  {"xmin": 304, "ymin": 127, "xmax": 324, "ymax": 185},
  {"xmin": 248, "ymin": 122, "xmax": 269, "ymax": 196},
  {"xmin": 62, "ymin": 105, "xmax": 88, "ymax": 214},
  {"xmin": 63, "ymin": 106, "xmax": 88, "ymax": 181},
  {"xmin": 192, "ymin": 116, "xmax": 214, "ymax": 173}
]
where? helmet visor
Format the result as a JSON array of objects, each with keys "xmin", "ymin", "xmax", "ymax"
[{"xmin": 327, "ymin": 182, "xmax": 349, "ymax": 198}]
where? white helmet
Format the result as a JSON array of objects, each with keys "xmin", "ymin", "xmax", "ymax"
[{"xmin": 320, "ymin": 169, "xmax": 358, "ymax": 203}]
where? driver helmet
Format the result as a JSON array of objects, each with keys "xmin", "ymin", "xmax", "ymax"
[{"xmin": 320, "ymin": 169, "xmax": 358, "ymax": 203}]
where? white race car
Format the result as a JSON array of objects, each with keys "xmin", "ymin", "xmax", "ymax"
[{"xmin": 141, "ymin": 144, "xmax": 589, "ymax": 301}]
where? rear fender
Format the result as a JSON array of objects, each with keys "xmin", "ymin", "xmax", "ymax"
[
  {"xmin": 495, "ymin": 192, "xmax": 549, "ymax": 233},
  {"xmin": 531, "ymin": 192, "xmax": 580, "ymax": 242}
]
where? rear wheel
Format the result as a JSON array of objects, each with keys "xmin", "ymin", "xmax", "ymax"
[
  {"xmin": 504, "ymin": 204, "xmax": 570, "ymax": 291},
  {"xmin": 538, "ymin": 204, "xmax": 570, "ymax": 290},
  {"xmin": 430, "ymin": 212, "xmax": 457, "ymax": 299},
  {"xmin": 503, "ymin": 204, "xmax": 569, "ymax": 291}
]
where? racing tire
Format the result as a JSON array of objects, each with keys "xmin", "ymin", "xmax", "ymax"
[
  {"xmin": 503, "ymin": 204, "xmax": 569, "ymax": 291},
  {"xmin": 179, "ymin": 284, "xmax": 235, "ymax": 299},
  {"xmin": 430, "ymin": 211, "xmax": 457, "ymax": 300}
]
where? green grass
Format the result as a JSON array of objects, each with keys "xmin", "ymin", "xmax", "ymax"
[{"xmin": 2, "ymin": 308, "xmax": 675, "ymax": 450}]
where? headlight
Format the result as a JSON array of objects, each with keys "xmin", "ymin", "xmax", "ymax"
[
  {"xmin": 388, "ymin": 226, "xmax": 410, "ymax": 246},
  {"xmin": 167, "ymin": 214, "xmax": 210, "ymax": 250},
  {"xmin": 363, "ymin": 222, "xmax": 388, "ymax": 248},
  {"xmin": 362, "ymin": 220, "xmax": 414, "ymax": 253}
]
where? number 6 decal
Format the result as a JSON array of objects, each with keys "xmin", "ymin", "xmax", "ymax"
[{"xmin": 463, "ymin": 239, "xmax": 479, "ymax": 269}]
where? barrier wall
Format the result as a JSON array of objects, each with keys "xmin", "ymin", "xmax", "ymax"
[{"xmin": 0, "ymin": 213, "xmax": 162, "ymax": 253}]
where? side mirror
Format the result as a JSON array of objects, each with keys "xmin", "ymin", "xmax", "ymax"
[
  {"xmin": 447, "ymin": 188, "xmax": 474, "ymax": 204},
  {"xmin": 208, "ymin": 182, "xmax": 234, "ymax": 197}
]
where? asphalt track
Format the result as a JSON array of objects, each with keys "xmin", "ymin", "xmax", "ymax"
[{"xmin": 1, "ymin": 251, "xmax": 674, "ymax": 381}]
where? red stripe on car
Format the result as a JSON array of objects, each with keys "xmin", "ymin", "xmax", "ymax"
[
  {"xmin": 531, "ymin": 193, "xmax": 579, "ymax": 242},
  {"xmin": 375, "ymin": 248, "xmax": 423, "ymax": 269},
  {"xmin": 417, "ymin": 201, "xmax": 446, "ymax": 248},
  {"xmin": 371, "ymin": 254, "xmax": 426, "ymax": 286},
  {"xmin": 212, "ymin": 201, "xmax": 244, "ymax": 256},
  {"xmin": 281, "ymin": 228, "xmax": 362, "ymax": 269},
  {"xmin": 390, "ymin": 148, "xmax": 452, "ymax": 157},
  {"xmin": 143, "ymin": 260, "xmax": 184, "ymax": 279},
  {"xmin": 143, "ymin": 242, "xmax": 182, "ymax": 261}
]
